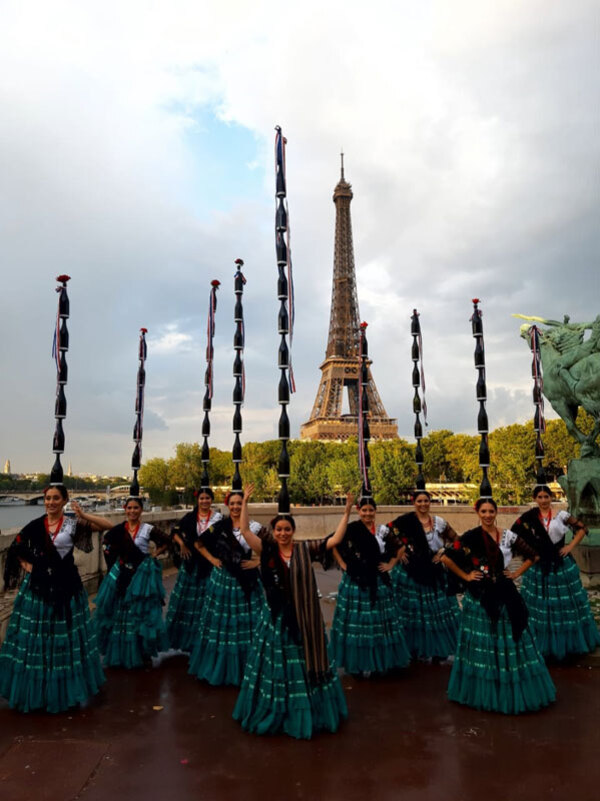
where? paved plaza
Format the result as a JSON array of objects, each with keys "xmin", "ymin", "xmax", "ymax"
[{"xmin": 1, "ymin": 569, "xmax": 599, "ymax": 801}]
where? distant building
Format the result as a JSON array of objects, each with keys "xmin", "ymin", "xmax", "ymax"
[
  {"xmin": 3, "ymin": 459, "xmax": 10, "ymax": 475},
  {"xmin": 67, "ymin": 461, "xmax": 73, "ymax": 477}
]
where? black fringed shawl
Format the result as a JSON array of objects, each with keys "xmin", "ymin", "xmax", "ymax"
[
  {"xmin": 200, "ymin": 517, "xmax": 262, "ymax": 598},
  {"xmin": 444, "ymin": 527, "xmax": 535, "ymax": 641},
  {"xmin": 511, "ymin": 508, "xmax": 564, "ymax": 575},
  {"xmin": 260, "ymin": 535, "xmax": 333, "ymax": 686},
  {"xmin": 103, "ymin": 522, "xmax": 169, "ymax": 597},
  {"xmin": 336, "ymin": 520, "xmax": 396, "ymax": 604},
  {"xmin": 3, "ymin": 515, "xmax": 93, "ymax": 616},
  {"xmin": 389, "ymin": 512, "xmax": 447, "ymax": 588},
  {"xmin": 170, "ymin": 510, "xmax": 214, "ymax": 577}
]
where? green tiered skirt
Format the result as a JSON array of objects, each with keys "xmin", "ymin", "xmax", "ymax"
[
  {"xmin": 329, "ymin": 572, "xmax": 411, "ymax": 674},
  {"xmin": 520, "ymin": 557, "xmax": 600, "ymax": 660},
  {"xmin": 0, "ymin": 576, "xmax": 105, "ymax": 713},
  {"xmin": 391, "ymin": 564, "xmax": 460, "ymax": 659},
  {"xmin": 94, "ymin": 558, "xmax": 169, "ymax": 668},
  {"xmin": 188, "ymin": 567, "xmax": 266, "ymax": 686},
  {"xmin": 447, "ymin": 593, "xmax": 556, "ymax": 714},
  {"xmin": 166, "ymin": 562, "xmax": 210, "ymax": 652},
  {"xmin": 233, "ymin": 608, "xmax": 347, "ymax": 739}
]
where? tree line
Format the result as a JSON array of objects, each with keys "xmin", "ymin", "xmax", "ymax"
[{"xmin": 138, "ymin": 416, "xmax": 588, "ymax": 506}]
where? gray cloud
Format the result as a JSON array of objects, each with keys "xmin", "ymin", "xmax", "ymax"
[{"xmin": 1, "ymin": 0, "xmax": 597, "ymax": 474}]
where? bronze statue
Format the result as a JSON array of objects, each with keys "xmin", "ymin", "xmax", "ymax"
[{"xmin": 515, "ymin": 314, "xmax": 600, "ymax": 528}]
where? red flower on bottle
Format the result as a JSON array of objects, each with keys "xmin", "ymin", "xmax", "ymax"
[
  {"xmin": 472, "ymin": 557, "xmax": 480, "ymax": 566},
  {"xmin": 453, "ymin": 541, "xmax": 461, "ymax": 550},
  {"xmin": 211, "ymin": 279, "xmax": 221, "ymax": 287},
  {"xmin": 56, "ymin": 274, "xmax": 71, "ymax": 283}
]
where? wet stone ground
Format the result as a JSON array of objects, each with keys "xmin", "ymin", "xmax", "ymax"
[{"xmin": 0, "ymin": 567, "xmax": 599, "ymax": 801}]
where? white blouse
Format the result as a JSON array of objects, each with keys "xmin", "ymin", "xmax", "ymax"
[
  {"xmin": 131, "ymin": 522, "xmax": 154, "ymax": 555},
  {"xmin": 197, "ymin": 510, "xmax": 223, "ymax": 536},
  {"xmin": 374, "ymin": 524, "xmax": 389, "ymax": 554},
  {"xmin": 231, "ymin": 519, "xmax": 262, "ymax": 552},
  {"xmin": 544, "ymin": 510, "xmax": 571, "ymax": 545},
  {"xmin": 52, "ymin": 516, "xmax": 79, "ymax": 558},
  {"xmin": 498, "ymin": 529, "xmax": 519, "ymax": 568},
  {"xmin": 424, "ymin": 516, "xmax": 448, "ymax": 553}
]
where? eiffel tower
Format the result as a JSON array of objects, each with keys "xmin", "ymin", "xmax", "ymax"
[{"xmin": 300, "ymin": 157, "xmax": 398, "ymax": 441}]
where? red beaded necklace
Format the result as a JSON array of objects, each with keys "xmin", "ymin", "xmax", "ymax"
[
  {"xmin": 45, "ymin": 515, "xmax": 64, "ymax": 543},
  {"xmin": 126, "ymin": 521, "xmax": 141, "ymax": 540}
]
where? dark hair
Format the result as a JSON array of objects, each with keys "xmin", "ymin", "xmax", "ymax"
[
  {"xmin": 270, "ymin": 514, "xmax": 296, "ymax": 531},
  {"xmin": 196, "ymin": 488, "xmax": 215, "ymax": 501},
  {"xmin": 411, "ymin": 490, "xmax": 432, "ymax": 503},
  {"xmin": 44, "ymin": 484, "xmax": 69, "ymax": 501},
  {"xmin": 224, "ymin": 490, "xmax": 244, "ymax": 506},
  {"xmin": 358, "ymin": 497, "xmax": 377, "ymax": 509},
  {"xmin": 124, "ymin": 497, "xmax": 144, "ymax": 510},
  {"xmin": 474, "ymin": 497, "xmax": 498, "ymax": 512},
  {"xmin": 533, "ymin": 485, "xmax": 554, "ymax": 499}
]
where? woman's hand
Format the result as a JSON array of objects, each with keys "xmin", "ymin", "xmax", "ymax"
[
  {"xmin": 19, "ymin": 560, "xmax": 33, "ymax": 574},
  {"xmin": 241, "ymin": 557, "xmax": 259, "ymax": 570},
  {"xmin": 467, "ymin": 570, "xmax": 483, "ymax": 582},
  {"xmin": 344, "ymin": 492, "xmax": 355, "ymax": 513},
  {"xmin": 399, "ymin": 546, "xmax": 409, "ymax": 564},
  {"xmin": 559, "ymin": 543, "xmax": 574, "ymax": 558},
  {"xmin": 378, "ymin": 560, "xmax": 395, "ymax": 573},
  {"xmin": 503, "ymin": 569, "xmax": 519, "ymax": 580},
  {"xmin": 243, "ymin": 484, "xmax": 254, "ymax": 502},
  {"xmin": 179, "ymin": 543, "xmax": 192, "ymax": 560},
  {"xmin": 212, "ymin": 557, "xmax": 223, "ymax": 569},
  {"xmin": 71, "ymin": 501, "xmax": 85, "ymax": 520}
]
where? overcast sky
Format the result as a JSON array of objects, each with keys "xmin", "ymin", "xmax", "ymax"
[{"xmin": 1, "ymin": 0, "xmax": 598, "ymax": 476}]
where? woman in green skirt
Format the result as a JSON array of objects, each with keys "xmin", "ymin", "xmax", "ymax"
[
  {"xmin": 165, "ymin": 488, "xmax": 222, "ymax": 652},
  {"xmin": 441, "ymin": 498, "xmax": 556, "ymax": 714},
  {"xmin": 233, "ymin": 486, "xmax": 348, "ymax": 739},
  {"xmin": 329, "ymin": 497, "xmax": 411, "ymax": 676},
  {"xmin": 77, "ymin": 498, "xmax": 170, "ymax": 668},
  {"xmin": 188, "ymin": 489, "xmax": 266, "ymax": 686},
  {"xmin": 511, "ymin": 485, "xmax": 600, "ymax": 660},
  {"xmin": 388, "ymin": 490, "xmax": 460, "ymax": 660},
  {"xmin": 0, "ymin": 485, "xmax": 105, "ymax": 712}
]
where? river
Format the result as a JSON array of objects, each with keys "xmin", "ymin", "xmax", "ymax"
[{"xmin": 0, "ymin": 504, "xmax": 47, "ymax": 532}]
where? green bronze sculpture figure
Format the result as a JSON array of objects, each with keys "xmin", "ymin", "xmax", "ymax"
[{"xmin": 515, "ymin": 314, "xmax": 600, "ymax": 532}]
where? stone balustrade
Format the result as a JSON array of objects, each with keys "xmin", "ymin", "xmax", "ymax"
[{"xmin": 1, "ymin": 503, "xmax": 597, "ymax": 644}]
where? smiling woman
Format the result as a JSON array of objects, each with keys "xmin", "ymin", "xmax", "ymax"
[
  {"xmin": 0, "ymin": 485, "xmax": 105, "ymax": 712},
  {"xmin": 232, "ymin": 485, "xmax": 348, "ymax": 740}
]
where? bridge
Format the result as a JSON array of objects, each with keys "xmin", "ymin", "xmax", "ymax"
[{"xmin": 0, "ymin": 486, "xmax": 145, "ymax": 505}]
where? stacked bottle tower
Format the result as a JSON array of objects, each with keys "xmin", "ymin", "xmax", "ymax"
[
  {"xmin": 50, "ymin": 275, "xmax": 71, "ymax": 485},
  {"xmin": 358, "ymin": 322, "xmax": 373, "ymax": 501},
  {"xmin": 130, "ymin": 328, "xmax": 147, "ymax": 498},
  {"xmin": 274, "ymin": 126, "xmax": 295, "ymax": 514},
  {"xmin": 471, "ymin": 299, "xmax": 492, "ymax": 499},
  {"xmin": 410, "ymin": 309, "xmax": 426, "ymax": 491},
  {"xmin": 200, "ymin": 280, "xmax": 220, "ymax": 491},
  {"xmin": 232, "ymin": 259, "xmax": 246, "ymax": 492},
  {"xmin": 528, "ymin": 325, "xmax": 547, "ymax": 486}
]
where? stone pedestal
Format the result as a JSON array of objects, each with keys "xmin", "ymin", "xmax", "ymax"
[{"xmin": 558, "ymin": 458, "xmax": 600, "ymax": 531}]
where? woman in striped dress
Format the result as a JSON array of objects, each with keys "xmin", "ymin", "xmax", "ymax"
[
  {"xmin": 0, "ymin": 486, "xmax": 105, "ymax": 712},
  {"xmin": 511, "ymin": 485, "xmax": 600, "ymax": 660},
  {"xmin": 233, "ymin": 485, "xmax": 348, "ymax": 739},
  {"xmin": 388, "ymin": 490, "xmax": 460, "ymax": 660},
  {"xmin": 188, "ymin": 489, "xmax": 266, "ymax": 686},
  {"xmin": 166, "ymin": 488, "xmax": 222, "ymax": 652},
  {"xmin": 329, "ymin": 497, "xmax": 410, "ymax": 676},
  {"xmin": 78, "ymin": 498, "xmax": 170, "ymax": 668},
  {"xmin": 441, "ymin": 498, "xmax": 556, "ymax": 714}
]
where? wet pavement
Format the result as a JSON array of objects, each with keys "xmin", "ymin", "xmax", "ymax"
[{"xmin": 1, "ymin": 568, "xmax": 599, "ymax": 801}]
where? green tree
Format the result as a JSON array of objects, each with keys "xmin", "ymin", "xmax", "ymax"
[
  {"xmin": 139, "ymin": 457, "xmax": 170, "ymax": 502},
  {"xmin": 370, "ymin": 439, "xmax": 414, "ymax": 503},
  {"xmin": 422, "ymin": 429, "xmax": 454, "ymax": 482}
]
